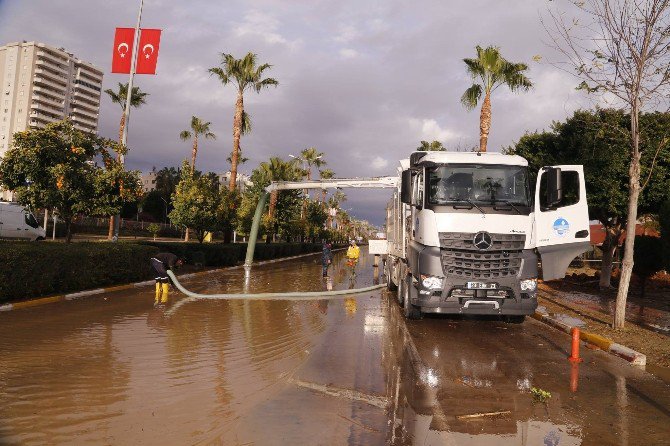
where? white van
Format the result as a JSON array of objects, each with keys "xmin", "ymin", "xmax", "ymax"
[{"xmin": 0, "ymin": 202, "xmax": 46, "ymax": 241}]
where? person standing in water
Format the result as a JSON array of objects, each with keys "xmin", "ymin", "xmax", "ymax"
[
  {"xmin": 346, "ymin": 240, "xmax": 360, "ymax": 266},
  {"xmin": 150, "ymin": 252, "xmax": 184, "ymax": 304},
  {"xmin": 322, "ymin": 241, "xmax": 334, "ymax": 277}
]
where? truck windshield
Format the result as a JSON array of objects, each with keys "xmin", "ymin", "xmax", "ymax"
[{"xmin": 427, "ymin": 164, "xmax": 531, "ymax": 207}]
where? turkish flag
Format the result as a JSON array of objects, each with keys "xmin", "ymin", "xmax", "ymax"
[
  {"xmin": 136, "ymin": 29, "xmax": 162, "ymax": 75},
  {"xmin": 112, "ymin": 28, "xmax": 135, "ymax": 73}
]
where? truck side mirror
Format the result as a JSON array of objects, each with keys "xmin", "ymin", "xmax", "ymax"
[
  {"xmin": 400, "ymin": 170, "xmax": 412, "ymax": 204},
  {"xmin": 545, "ymin": 167, "xmax": 562, "ymax": 208}
]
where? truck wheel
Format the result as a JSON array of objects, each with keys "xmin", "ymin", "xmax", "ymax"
[
  {"xmin": 403, "ymin": 276, "xmax": 422, "ymax": 320},
  {"xmin": 396, "ymin": 275, "xmax": 404, "ymax": 307},
  {"xmin": 504, "ymin": 315, "xmax": 525, "ymax": 324},
  {"xmin": 386, "ymin": 262, "xmax": 397, "ymax": 292}
]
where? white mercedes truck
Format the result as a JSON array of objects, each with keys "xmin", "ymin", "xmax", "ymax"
[{"xmin": 385, "ymin": 151, "xmax": 590, "ymax": 321}]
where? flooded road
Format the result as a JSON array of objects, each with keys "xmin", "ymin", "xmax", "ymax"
[{"xmin": 1, "ymin": 248, "xmax": 669, "ymax": 445}]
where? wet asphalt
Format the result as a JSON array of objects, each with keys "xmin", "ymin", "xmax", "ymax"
[{"xmin": 0, "ymin": 247, "xmax": 669, "ymax": 445}]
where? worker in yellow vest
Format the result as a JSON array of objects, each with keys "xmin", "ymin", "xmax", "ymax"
[{"xmin": 346, "ymin": 240, "xmax": 360, "ymax": 267}]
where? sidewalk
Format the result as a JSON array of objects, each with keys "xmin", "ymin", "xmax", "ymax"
[{"xmin": 538, "ymin": 282, "xmax": 670, "ymax": 369}]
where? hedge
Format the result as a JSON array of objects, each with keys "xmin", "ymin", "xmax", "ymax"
[
  {"xmin": 0, "ymin": 241, "xmax": 331, "ymax": 303},
  {"xmin": 137, "ymin": 241, "xmax": 326, "ymax": 267},
  {"xmin": 0, "ymin": 242, "xmax": 159, "ymax": 302}
]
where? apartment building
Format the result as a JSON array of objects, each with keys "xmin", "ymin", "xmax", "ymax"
[
  {"xmin": 0, "ymin": 41, "xmax": 103, "ymax": 200},
  {"xmin": 141, "ymin": 170, "xmax": 157, "ymax": 192},
  {"xmin": 0, "ymin": 41, "xmax": 103, "ymax": 155},
  {"xmin": 219, "ymin": 171, "xmax": 252, "ymax": 193}
]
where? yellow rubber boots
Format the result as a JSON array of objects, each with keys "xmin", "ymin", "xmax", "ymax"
[
  {"xmin": 161, "ymin": 283, "xmax": 169, "ymax": 303},
  {"xmin": 155, "ymin": 282, "xmax": 161, "ymax": 303}
]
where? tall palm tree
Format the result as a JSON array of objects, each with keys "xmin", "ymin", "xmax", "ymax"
[
  {"xmin": 209, "ymin": 53, "xmax": 278, "ymax": 191},
  {"xmin": 104, "ymin": 82, "xmax": 148, "ymax": 239},
  {"xmin": 461, "ymin": 46, "xmax": 532, "ymax": 152},
  {"xmin": 319, "ymin": 168, "xmax": 335, "ymax": 203},
  {"xmin": 179, "ymin": 116, "xmax": 216, "ymax": 174},
  {"xmin": 104, "ymin": 82, "xmax": 149, "ymax": 145},
  {"xmin": 300, "ymin": 147, "xmax": 326, "ymax": 182},
  {"xmin": 226, "ymin": 111, "xmax": 252, "ymax": 165},
  {"xmin": 298, "ymin": 147, "xmax": 325, "ymax": 217},
  {"xmin": 260, "ymin": 157, "xmax": 299, "ymax": 221}
]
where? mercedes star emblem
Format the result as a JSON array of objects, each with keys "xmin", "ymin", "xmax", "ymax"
[{"xmin": 473, "ymin": 231, "xmax": 493, "ymax": 250}]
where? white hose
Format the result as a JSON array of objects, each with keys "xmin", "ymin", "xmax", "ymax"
[{"xmin": 167, "ymin": 270, "xmax": 386, "ymax": 301}]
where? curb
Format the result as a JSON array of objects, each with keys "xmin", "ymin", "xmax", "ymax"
[
  {"xmin": 0, "ymin": 249, "xmax": 338, "ymax": 313},
  {"xmin": 532, "ymin": 310, "xmax": 646, "ymax": 367}
]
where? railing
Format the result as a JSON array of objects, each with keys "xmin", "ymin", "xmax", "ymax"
[{"xmin": 72, "ymin": 216, "xmax": 177, "ymax": 231}]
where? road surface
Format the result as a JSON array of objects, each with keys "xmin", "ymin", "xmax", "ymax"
[{"xmin": 0, "ymin": 248, "xmax": 668, "ymax": 445}]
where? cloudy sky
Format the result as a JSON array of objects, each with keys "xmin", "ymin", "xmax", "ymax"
[{"xmin": 0, "ymin": 0, "xmax": 590, "ymax": 225}]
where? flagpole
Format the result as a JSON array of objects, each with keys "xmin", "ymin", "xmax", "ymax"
[{"xmin": 113, "ymin": 0, "xmax": 144, "ymax": 241}]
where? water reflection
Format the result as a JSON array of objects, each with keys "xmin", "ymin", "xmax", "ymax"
[{"xmin": 0, "ymin": 250, "xmax": 365, "ymax": 445}]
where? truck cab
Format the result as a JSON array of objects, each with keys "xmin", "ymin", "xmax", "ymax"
[
  {"xmin": 385, "ymin": 151, "xmax": 590, "ymax": 321},
  {"xmin": 0, "ymin": 202, "xmax": 46, "ymax": 241}
]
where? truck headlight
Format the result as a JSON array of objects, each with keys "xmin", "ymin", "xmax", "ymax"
[
  {"xmin": 520, "ymin": 278, "xmax": 537, "ymax": 291},
  {"xmin": 421, "ymin": 275, "xmax": 444, "ymax": 290}
]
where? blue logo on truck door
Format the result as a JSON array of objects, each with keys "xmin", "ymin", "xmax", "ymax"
[{"xmin": 553, "ymin": 218, "xmax": 570, "ymax": 237}]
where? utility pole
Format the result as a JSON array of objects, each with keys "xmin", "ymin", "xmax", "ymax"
[{"xmin": 113, "ymin": 0, "xmax": 144, "ymax": 241}]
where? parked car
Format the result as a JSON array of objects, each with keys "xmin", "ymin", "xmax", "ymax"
[{"xmin": 0, "ymin": 202, "xmax": 46, "ymax": 241}]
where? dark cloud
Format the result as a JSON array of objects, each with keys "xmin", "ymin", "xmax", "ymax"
[{"xmin": 0, "ymin": 0, "xmax": 589, "ymax": 225}]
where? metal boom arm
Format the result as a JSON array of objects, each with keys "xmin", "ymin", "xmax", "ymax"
[{"xmin": 244, "ymin": 177, "xmax": 398, "ymax": 266}]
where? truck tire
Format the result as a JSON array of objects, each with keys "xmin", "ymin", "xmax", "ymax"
[
  {"xmin": 386, "ymin": 261, "xmax": 397, "ymax": 292},
  {"xmin": 403, "ymin": 276, "xmax": 422, "ymax": 320}
]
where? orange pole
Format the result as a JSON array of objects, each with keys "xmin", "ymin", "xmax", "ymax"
[
  {"xmin": 568, "ymin": 327, "xmax": 583, "ymax": 363},
  {"xmin": 570, "ymin": 363, "xmax": 579, "ymax": 392}
]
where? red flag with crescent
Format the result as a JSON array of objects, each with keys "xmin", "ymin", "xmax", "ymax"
[
  {"xmin": 136, "ymin": 29, "xmax": 162, "ymax": 75},
  {"xmin": 112, "ymin": 28, "xmax": 134, "ymax": 73}
]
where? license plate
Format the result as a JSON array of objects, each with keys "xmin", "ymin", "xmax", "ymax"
[{"xmin": 466, "ymin": 282, "xmax": 497, "ymax": 290}]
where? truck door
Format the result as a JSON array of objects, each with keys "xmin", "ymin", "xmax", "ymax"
[{"xmin": 533, "ymin": 165, "xmax": 591, "ymax": 280}]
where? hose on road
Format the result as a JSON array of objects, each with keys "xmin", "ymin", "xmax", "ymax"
[{"xmin": 166, "ymin": 270, "xmax": 386, "ymax": 301}]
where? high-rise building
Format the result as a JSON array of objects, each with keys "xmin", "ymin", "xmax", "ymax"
[
  {"xmin": 0, "ymin": 41, "xmax": 103, "ymax": 155},
  {"xmin": 0, "ymin": 41, "xmax": 103, "ymax": 200}
]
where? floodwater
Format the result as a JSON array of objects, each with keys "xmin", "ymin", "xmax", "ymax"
[{"xmin": 1, "ymin": 248, "xmax": 669, "ymax": 445}]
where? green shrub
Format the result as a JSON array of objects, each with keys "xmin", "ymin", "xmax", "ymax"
[
  {"xmin": 137, "ymin": 241, "xmax": 325, "ymax": 267},
  {"xmin": 0, "ymin": 242, "xmax": 159, "ymax": 302},
  {"xmin": 1, "ymin": 241, "xmax": 336, "ymax": 303}
]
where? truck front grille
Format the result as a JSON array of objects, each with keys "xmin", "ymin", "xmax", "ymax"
[{"xmin": 439, "ymin": 232, "xmax": 525, "ymax": 279}]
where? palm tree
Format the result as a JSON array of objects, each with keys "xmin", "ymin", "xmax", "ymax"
[
  {"xmin": 300, "ymin": 147, "xmax": 326, "ymax": 182},
  {"xmin": 179, "ymin": 116, "xmax": 216, "ymax": 174},
  {"xmin": 259, "ymin": 157, "xmax": 300, "ymax": 242},
  {"xmin": 461, "ymin": 46, "xmax": 532, "ymax": 152},
  {"xmin": 104, "ymin": 82, "xmax": 149, "ymax": 144},
  {"xmin": 296, "ymin": 147, "xmax": 325, "ymax": 217},
  {"xmin": 319, "ymin": 168, "xmax": 335, "ymax": 203},
  {"xmin": 417, "ymin": 140, "xmax": 445, "ymax": 151},
  {"xmin": 260, "ymin": 157, "xmax": 299, "ymax": 221},
  {"xmin": 226, "ymin": 111, "xmax": 252, "ymax": 165},
  {"xmin": 104, "ymin": 82, "xmax": 148, "ymax": 239},
  {"xmin": 209, "ymin": 53, "xmax": 278, "ymax": 191}
]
